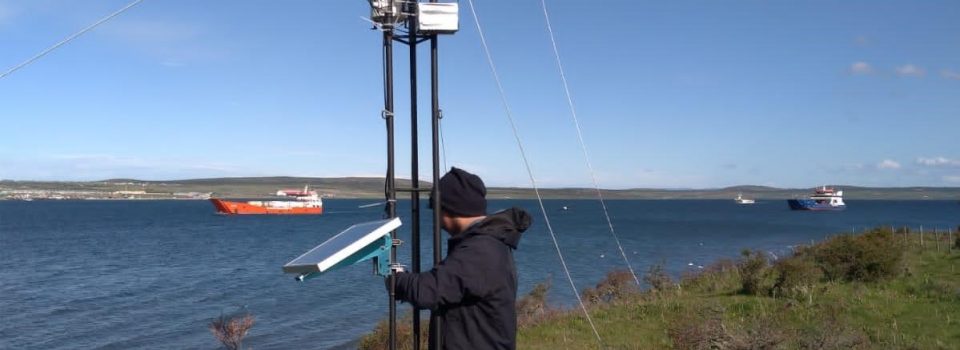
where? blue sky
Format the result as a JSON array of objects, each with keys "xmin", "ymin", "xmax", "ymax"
[{"xmin": 1, "ymin": 0, "xmax": 958, "ymax": 188}]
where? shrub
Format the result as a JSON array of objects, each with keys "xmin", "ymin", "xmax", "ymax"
[
  {"xmin": 209, "ymin": 313, "xmax": 255, "ymax": 350},
  {"xmin": 796, "ymin": 309, "xmax": 870, "ymax": 349},
  {"xmin": 727, "ymin": 313, "xmax": 788, "ymax": 350},
  {"xmin": 668, "ymin": 304, "xmax": 788, "ymax": 349},
  {"xmin": 738, "ymin": 250, "xmax": 769, "ymax": 295},
  {"xmin": 771, "ymin": 257, "xmax": 823, "ymax": 299},
  {"xmin": 667, "ymin": 306, "xmax": 732, "ymax": 350},
  {"xmin": 516, "ymin": 278, "xmax": 554, "ymax": 327},
  {"xmin": 643, "ymin": 262, "xmax": 674, "ymax": 292},
  {"xmin": 582, "ymin": 269, "xmax": 639, "ymax": 305},
  {"xmin": 357, "ymin": 312, "xmax": 427, "ymax": 350},
  {"xmin": 906, "ymin": 276, "xmax": 960, "ymax": 302},
  {"xmin": 954, "ymin": 228, "xmax": 960, "ymax": 250},
  {"xmin": 808, "ymin": 228, "xmax": 903, "ymax": 282}
]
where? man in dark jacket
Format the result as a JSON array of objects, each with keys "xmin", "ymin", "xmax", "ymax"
[{"xmin": 392, "ymin": 167, "xmax": 531, "ymax": 350}]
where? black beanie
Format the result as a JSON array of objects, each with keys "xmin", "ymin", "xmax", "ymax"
[{"xmin": 431, "ymin": 167, "xmax": 487, "ymax": 217}]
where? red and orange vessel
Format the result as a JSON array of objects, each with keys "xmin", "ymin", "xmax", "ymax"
[{"xmin": 210, "ymin": 186, "xmax": 323, "ymax": 215}]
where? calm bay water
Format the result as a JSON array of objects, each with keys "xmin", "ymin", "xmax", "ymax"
[{"xmin": 1, "ymin": 199, "xmax": 957, "ymax": 349}]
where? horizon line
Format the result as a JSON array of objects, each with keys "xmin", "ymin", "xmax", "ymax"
[{"xmin": 2, "ymin": 176, "xmax": 958, "ymax": 191}]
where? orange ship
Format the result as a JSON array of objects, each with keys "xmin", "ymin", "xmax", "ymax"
[{"xmin": 210, "ymin": 186, "xmax": 323, "ymax": 215}]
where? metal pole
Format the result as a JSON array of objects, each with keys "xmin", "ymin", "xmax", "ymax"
[
  {"xmin": 383, "ymin": 14, "xmax": 398, "ymax": 350},
  {"xmin": 429, "ymin": 30, "xmax": 443, "ymax": 350},
  {"xmin": 408, "ymin": 5, "xmax": 422, "ymax": 349}
]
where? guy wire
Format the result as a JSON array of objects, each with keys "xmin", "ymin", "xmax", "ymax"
[
  {"xmin": 540, "ymin": 0, "xmax": 641, "ymax": 287},
  {"xmin": 0, "ymin": 0, "xmax": 146, "ymax": 80},
  {"xmin": 465, "ymin": 0, "xmax": 603, "ymax": 344}
]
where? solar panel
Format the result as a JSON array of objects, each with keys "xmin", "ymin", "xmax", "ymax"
[{"xmin": 282, "ymin": 217, "xmax": 401, "ymax": 276}]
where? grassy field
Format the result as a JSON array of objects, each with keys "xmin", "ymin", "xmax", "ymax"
[{"xmin": 360, "ymin": 227, "xmax": 960, "ymax": 349}]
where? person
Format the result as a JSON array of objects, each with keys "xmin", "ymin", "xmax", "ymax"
[{"xmin": 391, "ymin": 167, "xmax": 531, "ymax": 350}]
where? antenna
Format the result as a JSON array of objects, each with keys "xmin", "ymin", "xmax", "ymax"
[
  {"xmin": 280, "ymin": 2, "xmax": 458, "ymax": 350},
  {"xmin": 365, "ymin": 1, "xmax": 459, "ymax": 349}
]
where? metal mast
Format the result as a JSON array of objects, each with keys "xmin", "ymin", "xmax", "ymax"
[{"xmin": 368, "ymin": 1, "xmax": 458, "ymax": 349}]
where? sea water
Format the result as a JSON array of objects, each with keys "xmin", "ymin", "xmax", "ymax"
[{"xmin": 1, "ymin": 199, "xmax": 957, "ymax": 349}]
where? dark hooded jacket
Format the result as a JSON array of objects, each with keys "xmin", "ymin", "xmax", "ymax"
[{"xmin": 394, "ymin": 207, "xmax": 532, "ymax": 350}]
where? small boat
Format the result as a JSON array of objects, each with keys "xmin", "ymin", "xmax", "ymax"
[
  {"xmin": 787, "ymin": 186, "xmax": 845, "ymax": 211},
  {"xmin": 734, "ymin": 193, "xmax": 755, "ymax": 204},
  {"xmin": 210, "ymin": 186, "xmax": 323, "ymax": 215}
]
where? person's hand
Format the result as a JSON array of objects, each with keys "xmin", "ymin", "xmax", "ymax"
[{"xmin": 385, "ymin": 263, "xmax": 407, "ymax": 292}]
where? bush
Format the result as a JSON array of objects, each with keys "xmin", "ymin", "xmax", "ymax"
[
  {"xmin": 771, "ymin": 257, "xmax": 823, "ymax": 299},
  {"xmin": 668, "ymin": 305, "xmax": 787, "ymax": 350},
  {"xmin": 582, "ymin": 269, "xmax": 640, "ymax": 305},
  {"xmin": 796, "ymin": 309, "xmax": 870, "ymax": 349},
  {"xmin": 667, "ymin": 306, "xmax": 732, "ymax": 350},
  {"xmin": 808, "ymin": 228, "xmax": 903, "ymax": 282},
  {"xmin": 954, "ymin": 228, "xmax": 960, "ymax": 250},
  {"xmin": 516, "ymin": 278, "xmax": 554, "ymax": 327},
  {"xmin": 209, "ymin": 313, "xmax": 255, "ymax": 350},
  {"xmin": 738, "ymin": 250, "xmax": 769, "ymax": 295},
  {"xmin": 357, "ymin": 312, "xmax": 427, "ymax": 350},
  {"xmin": 643, "ymin": 262, "xmax": 674, "ymax": 292}
]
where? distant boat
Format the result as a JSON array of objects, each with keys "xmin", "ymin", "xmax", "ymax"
[
  {"xmin": 734, "ymin": 193, "xmax": 755, "ymax": 204},
  {"xmin": 210, "ymin": 186, "xmax": 323, "ymax": 215},
  {"xmin": 787, "ymin": 186, "xmax": 845, "ymax": 211}
]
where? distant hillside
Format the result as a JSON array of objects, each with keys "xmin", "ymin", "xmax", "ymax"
[
  {"xmin": 99, "ymin": 177, "xmax": 431, "ymax": 198},
  {"xmin": 3, "ymin": 177, "xmax": 960, "ymax": 200},
  {"xmin": 488, "ymin": 185, "xmax": 960, "ymax": 200}
]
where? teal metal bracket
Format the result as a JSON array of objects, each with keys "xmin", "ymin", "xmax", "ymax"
[{"xmin": 295, "ymin": 235, "xmax": 393, "ymax": 282}]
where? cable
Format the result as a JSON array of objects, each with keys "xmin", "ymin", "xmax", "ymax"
[
  {"xmin": 0, "ymin": 0, "xmax": 147, "ymax": 81},
  {"xmin": 464, "ymin": 0, "xmax": 602, "ymax": 344},
  {"xmin": 439, "ymin": 117, "xmax": 448, "ymax": 171},
  {"xmin": 540, "ymin": 0, "xmax": 641, "ymax": 287}
]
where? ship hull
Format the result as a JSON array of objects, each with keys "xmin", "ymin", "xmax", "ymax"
[
  {"xmin": 787, "ymin": 199, "xmax": 845, "ymax": 211},
  {"xmin": 210, "ymin": 198, "xmax": 323, "ymax": 215}
]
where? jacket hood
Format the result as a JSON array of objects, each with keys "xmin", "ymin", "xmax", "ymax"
[{"xmin": 453, "ymin": 207, "xmax": 531, "ymax": 249}]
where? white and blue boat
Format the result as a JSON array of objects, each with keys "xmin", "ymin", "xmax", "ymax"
[{"xmin": 788, "ymin": 186, "xmax": 845, "ymax": 211}]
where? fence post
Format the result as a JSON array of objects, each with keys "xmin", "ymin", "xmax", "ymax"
[
  {"xmin": 936, "ymin": 228, "xmax": 941, "ymax": 253},
  {"xmin": 920, "ymin": 225, "xmax": 924, "ymax": 248}
]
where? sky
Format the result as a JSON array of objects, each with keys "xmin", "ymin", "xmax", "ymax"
[{"xmin": 0, "ymin": 0, "xmax": 958, "ymax": 188}]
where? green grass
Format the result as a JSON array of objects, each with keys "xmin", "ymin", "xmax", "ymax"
[
  {"xmin": 514, "ymin": 230, "xmax": 960, "ymax": 349},
  {"xmin": 358, "ymin": 228, "xmax": 959, "ymax": 349}
]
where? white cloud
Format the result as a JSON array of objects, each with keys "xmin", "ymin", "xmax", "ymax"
[
  {"xmin": 895, "ymin": 64, "xmax": 926, "ymax": 77},
  {"xmin": 876, "ymin": 159, "xmax": 901, "ymax": 169},
  {"xmin": 941, "ymin": 69, "xmax": 960, "ymax": 80},
  {"xmin": 916, "ymin": 156, "xmax": 960, "ymax": 167},
  {"xmin": 850, "ymin": 61, "xmax": 873, "ymax": 75}
]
